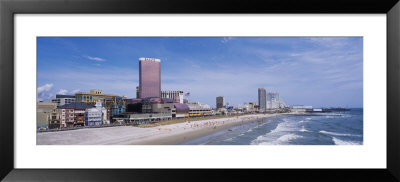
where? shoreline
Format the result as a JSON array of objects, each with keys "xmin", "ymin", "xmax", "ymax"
[
  {"xmin": 37, "ymin": 113, "xmax": 283, "ymax": 145},
  {"xmin": 134, "ymin": 114, "xmax": 278, "ymax": 145}
]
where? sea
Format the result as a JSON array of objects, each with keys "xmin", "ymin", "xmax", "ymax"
[{"xmin": 180, "ymin": 108, "xmax": 363, "ymax": 145}]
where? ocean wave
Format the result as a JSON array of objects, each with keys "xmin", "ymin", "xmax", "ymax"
[
  {"xmin": 319, "ymin": 130, "xmax": 362, "ymax": 137},
  {"xmin": 332, "ymin": 137, "xmax": 362, "ymax": 145},
  {"xmin": 253, "ymin": 134, "xmax": 302, "ymax": 145},
  {"xmin": 299, "ymin": 126, "xmax": 309, "ymax": 132},
  {"xmin": 277, "ymin": 134, "xmax": 302, "ymax": 143}
]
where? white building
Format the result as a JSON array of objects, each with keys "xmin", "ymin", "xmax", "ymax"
[
  {"xmin": 291, "ymin": 105, "xmax": 313, "ymax": 112},
  {"xmin": 186, "ymin": 102, "xmax": 212, "ymax": 117},
  {"xmin": 85, "ymin": 100, "xmax": 109, "ymax": 126},
  {"xmin": 161, "ymin": 90, "xmax": 184, "ymax": 104},
  {"xmin": 266, "ymin": 92, "xmax": 286, "ymax": 109}
]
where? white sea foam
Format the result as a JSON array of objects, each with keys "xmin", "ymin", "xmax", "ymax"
[
  {"xmin": 224, "ymin": 137, "xmax": 234, "ymax": 141},
  {"xmin": 250, "ymin": 120, "xmax": 302, "ymax": 145},
  {"xmin": 319, "ymin": 130, "xmax": 362, "ymax": 137},
  {"xmin": 277, "ymin": 134, "xmax": 302, "ymax": 143},
  {"xmin": 332, "ymin": 137, "xmax": 362, "ymax": 145},
  {"xmin": 299, "ymin": 126, "xmax": 309, "ymax": 132}
]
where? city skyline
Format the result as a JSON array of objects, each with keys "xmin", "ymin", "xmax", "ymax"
[{"xmin": 37, "ymin": 37, "xmax": 363, "ymax": 108}]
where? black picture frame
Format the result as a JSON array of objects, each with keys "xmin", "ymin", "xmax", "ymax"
[{"xmin": 1, "ymin": 0, "xmax": 399, "ymax": 181}]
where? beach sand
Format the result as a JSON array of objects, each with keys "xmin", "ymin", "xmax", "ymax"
[{"xmin": 37, "ymin": 114, "xmax": 279, "ymax": 145}]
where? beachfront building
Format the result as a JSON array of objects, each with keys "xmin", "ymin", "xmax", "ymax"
[
  {"xmin": 51, "ymin": 94, "xmax": 75, "ymax": 106},
  {"xmin": 85, "ymin": 100, "xmax": 108, "ymax": 126},
  {"xmin": 139, "ymin": 57, "xmax": 161, "ymax": 98},
  {"xmin": 266, "ymin": 92, "xmax": 286, "ymax": 109},
  {"xmin": 75, "ymin": 89, "xmax": 125, "ymax": 121},
  {"xmin": 161, "ymin": 90, "xmax": 184, "ymax": 103},
  {"xmin": 291, "ymin": 105, "xmax": 313, "ymax": 112},
  {"xmin": 58, "ymin": 102, "xmax": 93, "ymax": 127},
  {"xmin": 258, "ymin": 88, "xmax": 266, "ymax": 112},
  {"xmin": 174, "ymin": 103, "xmax": 190, "ymax": 118},
  {"xmin": 187, "ymin": 102, "xmax": 212, "ymax": 117},
  {"xmin": 37, "ymin": 102, "xmax": 60, "ymax": 130},
  {"xmin": 216, "ymin": 96, "xmax": 225, "ymax": 109}
]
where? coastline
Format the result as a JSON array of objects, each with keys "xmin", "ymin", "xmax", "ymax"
[{"xmin": 37, "ymin": 113, "xmax": 281, "ymax": 145}]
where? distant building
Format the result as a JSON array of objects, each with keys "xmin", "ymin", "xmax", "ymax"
[
  {"xmin": 266, "ymin": 92, "xmax": 286, "ymax": 109},
  {"xmin": 258, "ymin": 88, "xmax": 266, "ymax": 111},
  {"xmin": 187, "ymin": 102, "xmax": 212, "ymax": 117},
  {"xmin": 216, "ymin": 96, "xmax": 225, "ymax": 109},
  {"xmin": 161, "ymin": 90, "xmax": 184, "ymax": 103},
  {"xmin": 291, "ymin": 105, "xmax": 313, "ymax": 112},
  {"xmin": 139, "ymin": 57, "xmax": 161, "ymax": 98},
  {"xmin": 37, "ymin": 102, "xmax": 60, "ymax": 130},
  {"xmin": 58, "ymin": 102, "xmax": 93, "ymax": 127},
  {"xmin": 51, "ymin": 94, "xmax": 75, "ymax": 106}
]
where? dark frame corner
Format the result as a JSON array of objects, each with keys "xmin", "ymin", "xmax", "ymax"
[{"xmin": 1, "ymin": 0, "xmax": 399, "ymax": 181}]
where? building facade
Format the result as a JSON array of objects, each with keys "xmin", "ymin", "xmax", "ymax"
[
  {"xmin": 161, "ymin": 90, "xmax": 184, "ymax": 103},
  {"xmin": 51, "ymin": 94, "xmax": 75, "ymax": 106},
  {"xmin": 139, "ymin": 57, "xmax": 161, "ymax": 98},
  {"xmin": 258, "ymin": 88, "xmax": 266, "ymax": 112},
  {"xmin": 75, "ymin": 89, "xmax": 125, "ymax": 121},
  {"xmin": 37, "ymin": 102, "xmax": 59, "ymax": 130},
  {"xmin": 85, "ymin": 100, "xmax": 108, "ymax": 126},
  {"xmin": 216, "ymin": 96, "xmax": 225, "ymax": 109},
  {"xmin": 58, "ymin": 102, "xmax": 93, "ymax": 127},
  {"xmin": 266, "ymin": 92, "xmax": 286, "ymax": 109},
  {"xmin": 187, "ymin": 102, "xmax": 212, "ymax": 117}
]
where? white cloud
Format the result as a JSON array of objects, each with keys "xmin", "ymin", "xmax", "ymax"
[
  {"xmin": 37, "ymin": 83, "xmax": 54, "ymax": 101},
  {"xmin": 86, "ymin": 56, "xmax": 106, "ymax": 62},
  {"xmin": 57, "ymin": 89, "xmax": 68, "ymax": 95},
  {"xmin": 37, "ymin": 83, "xmax": 53, "ymax": 94},
  {"xmin": 70, "ymin": 89, "xmax": 80, "ymax": 94}
]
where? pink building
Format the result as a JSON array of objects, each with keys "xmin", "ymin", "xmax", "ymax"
[{"xmin": 139, "ymin": 57, "xmax": 161, "ymax": 98}]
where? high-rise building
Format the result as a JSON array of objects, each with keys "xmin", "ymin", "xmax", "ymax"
[
  {"xmin": 266, "ymin": 92, "xmax": 286, "ymax": 109},
  {"xmin": 136, "ymin": 86, "xmax": 140, "ymax": 98},
  {"xmin": 258, "ymin": 88, "xmax": 266, "ymax": 111},
  {"xmin": 161, "ymin": 90, "xmax": 184, "ymax": 103},
  {"xmin": 216, "ymin": 96, "xmax": 225, "ymax": 109},
  {"xmin": 139, "ymin": 57, "xmax": 161, "ymax": 98}
]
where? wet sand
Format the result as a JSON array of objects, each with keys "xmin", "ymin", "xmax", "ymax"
[{"xmin": 37, "ymin": 114, "xmax": 280, "ymax": 145}]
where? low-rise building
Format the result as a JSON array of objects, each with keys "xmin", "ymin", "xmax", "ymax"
[
  {"xmin": 85, "ymin": 100, "xmax": 108, "ymax": 126},
  {"xmin": 161, "ymin": 90, "xmax": 184, "ymax": 104},
  {"xmin": 187, "ymin": 102, "xmax": 212, "ymax": 117},
  {"xmin": 58, "ymin": 102, "xmax": 93, "ymax": 127},
  {"xmin": 51, "ymin": 94, "xmax": 75, "ymax": 106},
  {"xmin": 174, "ymin": 103, "xmax": 189, "ymax": 118},
  {"xmin": 291, "ymin": 105, "xmax": 313, "ymax": 112},
  {"xmin": 75, "ymin": 89, "xmax": 125, "ymax": 122},
  {"xmin": 37, "ymin": 102, "xmax": 59, "ymax": 130}
]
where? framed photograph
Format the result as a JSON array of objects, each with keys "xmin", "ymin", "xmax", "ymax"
[{"xmin": 1, "ymin": 0, "xmax": 399, "ymax": 181}]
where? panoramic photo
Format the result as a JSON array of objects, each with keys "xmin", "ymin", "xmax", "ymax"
[{"xmin": 36, "ymin": 37, "xmax": 363, "ymax": 145}]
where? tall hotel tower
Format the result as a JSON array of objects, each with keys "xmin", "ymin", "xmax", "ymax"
[
  {"xmin": 258, "ymin": 88, "xmax": 266, "ymax": 111},
  {"xmin": 139, "ymin": 57, "xmax": 161, "ymax": 98}
]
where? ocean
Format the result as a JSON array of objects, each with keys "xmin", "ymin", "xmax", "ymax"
[{"xmin": 180, "ymin": 108, "xmax": 363, "ymax": 145}]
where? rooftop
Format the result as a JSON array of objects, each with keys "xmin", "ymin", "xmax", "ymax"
[{"xmin": 58, "ymin": 102, "xmax": 94, "ymax": 109}]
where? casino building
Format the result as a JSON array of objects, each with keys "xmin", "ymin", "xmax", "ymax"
[{"xmin": 139, "ymin": 57, "xmax": 161, "ymax": 98}]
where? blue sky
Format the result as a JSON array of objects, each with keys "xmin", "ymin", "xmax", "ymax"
[{"xmin": 37, "ymin": 37, "xmax": 363, "ymax": 108}]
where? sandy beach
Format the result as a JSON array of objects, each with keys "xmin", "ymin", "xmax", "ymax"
[{"xmin": 37, "ymin": 114, "xmax": 280, "ymax": 145}]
